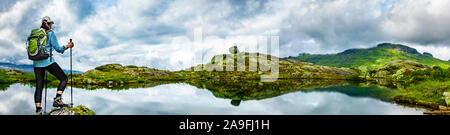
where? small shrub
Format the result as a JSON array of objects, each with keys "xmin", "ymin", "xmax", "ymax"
[
  {"xmin": 411, "ymin": 76, "xmax": 426, "ymax": 82},
  {"xmin": 0, "ymin": 70, "xmax": 12, "ymax": 83},
  {"xmin": 346, "ymin": 74, "xmax": 363, "ymax": 81},
  {"xmin": 409, "ymin": 69, "xmax": 431, "ymax": 82},
  {"xmin": 431, "ymin": 66, "xmax": 450, "ymax": 81},
  {"xmin": 95, "ymin": 66, "xmax": 109, "ymax": 72},
  {"xmin": 411, "ymin": 69, "xmax": 431, "ymax": 76},
  {"xmin": 386, "ymin": 64, "xmax": 400, "ymax": 71},
  {"xmin": 126, "ymin": 65, "xmax": 138, "ymax": 68}
]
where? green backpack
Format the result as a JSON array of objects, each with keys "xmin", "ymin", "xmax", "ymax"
[{"xmin": 27, "ymin": 28, "xmax": 52, "ymax": 60}]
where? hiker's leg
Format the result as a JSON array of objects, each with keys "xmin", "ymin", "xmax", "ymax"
[
  {"xmin": 46, "ymin": 63, "xmax": 68, "ymax": 95},
  {"xmin": 34, "ymin": 67, "xmax": 46, "ymax": 107}
]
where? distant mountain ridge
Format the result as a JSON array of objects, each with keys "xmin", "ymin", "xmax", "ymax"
[
  {"xmin": 375, "ymin": 43, "xmax": 420, "ymax": 54},
  {"xmin": 287, "ymin": 43, "xmax": 450, "ymax": 68},
  {"xmin": 0, "ymin": 62, "xmax": 83, "ymax": 73}
]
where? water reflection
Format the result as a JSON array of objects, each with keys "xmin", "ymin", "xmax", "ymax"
[
  {"xmin": 0, "ymin": 83, "xmax": 425, "ymax": 115},
  {"xmin": 231, "ymin": 100, "xmax": 241, "ymax": 106}
]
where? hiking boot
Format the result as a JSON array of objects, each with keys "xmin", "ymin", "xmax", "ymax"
[
  {"xmin": 36, "ymin": 109, "xmax": 43, "ymax": 115},
  {"xmin": 53, "ymin": 96, "xmax": 69, "ymax": 108}
]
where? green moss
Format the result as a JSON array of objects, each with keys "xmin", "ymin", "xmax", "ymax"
[{"xmin": 71, "ymin": 105, "xmax": 95, "ymax": 115}]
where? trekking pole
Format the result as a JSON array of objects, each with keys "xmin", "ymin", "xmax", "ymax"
[
  {"xmin": 44, "ymin": 71, "xmax": 47, "ymax": 114},
  {"xmin": 70, "ymin": 39, "xmax": 73, "ymax": 108}
]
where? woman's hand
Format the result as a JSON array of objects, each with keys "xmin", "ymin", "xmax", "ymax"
[{"xmin": 66, "ymin": 42, "xmax": 74, "ymax": 49}]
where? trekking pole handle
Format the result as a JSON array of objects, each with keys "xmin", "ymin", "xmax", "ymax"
[{"xmin": 69, "ymin": 38, "xmax": 73, "ymax": 107}]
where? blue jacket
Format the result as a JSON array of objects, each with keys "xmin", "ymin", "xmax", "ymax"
[{"xmin": 33, "ymin": 31, "xmax": 66, "ymax": 67}]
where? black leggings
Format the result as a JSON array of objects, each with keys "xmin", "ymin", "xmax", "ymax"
[{"xmin": 33, "ymin": 63, "xmax": 68, "ymax": 103}]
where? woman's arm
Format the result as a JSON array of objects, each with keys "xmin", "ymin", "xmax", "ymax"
[{"xmin": 48, "ymin": 31, "xmax": 66, "ymax": 54}]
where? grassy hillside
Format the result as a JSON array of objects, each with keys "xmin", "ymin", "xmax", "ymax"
[
  {"xmin": 184, "ymin": 51, "xmax": 357, "ymax": 80},
  {"xmin": 288, "ymin": 43, "xmax": 450, "ymax": 69}
]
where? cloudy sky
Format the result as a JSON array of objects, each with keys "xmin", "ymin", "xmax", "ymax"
[{"xmin": 0, "ymin": 0, "xmax": 449, "ymax": 71}]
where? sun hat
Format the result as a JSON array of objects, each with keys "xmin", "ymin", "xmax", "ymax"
[{"xmin": 42, "ymin": 16, "xmax": 54, "ymax": 24}]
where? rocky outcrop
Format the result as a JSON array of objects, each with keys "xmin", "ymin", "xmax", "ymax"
[
  {"xmin": 376, "ymin": 43, "xmax": 420, "ymax": 54},
  {"xmin": 229, "ymin": 46, "xmax": 239, "ymax": 54},
  {"xmin": 49, "ymin": 105, "xmax": 95, "ymax": 115},
  {"xmin": 362, "ymin": 60, "xmax": 432, "ymax": 82},
  {"xmin": 423, "ymin": 106, "xmax": 450, "ymax": 115},
  {"xmin": 5, "ymin": 69, "xmax": 24, "ymax": 75},
  {"xmin": 76, "ymin": 64, "xmax": 173, "ymax": 85},
  {"xmin": 187, "ymin": 51, "xmax": 356, "ymax": 80},
  {"xmin": 50, "ymin": 107, "xmax": 75, "ymax": 115}
]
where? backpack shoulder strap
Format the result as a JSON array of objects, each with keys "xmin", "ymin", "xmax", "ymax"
[{"xmin": 48, "ymin": 30, "xmax": 53, "ymax": 62}]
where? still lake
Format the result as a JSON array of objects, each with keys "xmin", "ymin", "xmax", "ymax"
[{"xmin": 0, "ymin": 83, "xmax": 425, "ymax": 115}]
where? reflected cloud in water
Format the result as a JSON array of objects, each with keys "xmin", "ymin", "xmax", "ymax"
[{"xmin": 0, "ymin": 83, "xmax": 424, "ymax": 115}]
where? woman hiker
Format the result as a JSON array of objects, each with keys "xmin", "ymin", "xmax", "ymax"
[{"xmin": 33, "ymin": 16, "xmax": 74, "ymax": 115}]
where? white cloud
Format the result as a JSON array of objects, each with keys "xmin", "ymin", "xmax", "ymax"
[
  {"xmin": 381, "ymin": 0, "xmax": 450, "ymax": 45},
  {"xmin": 0, "ymin": 0, "xmax": 449, "ymax": 72},
  {"xmin": 409, "ymin": 44, "xmax": 450, "ymax": 61},
  {"xmin": 279, "ymin": 0, "xmax": 385, "ymax": 55},
  {"xmin": 0, "ymin": 1, "xmax": 32, "ymax": 62}
]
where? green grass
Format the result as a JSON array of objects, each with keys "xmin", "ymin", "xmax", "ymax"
[
  {"xmin": 431, "ymin": 66, "xmax": 450, "ymax": 81},
  {"xmin": 0, "ymin": 69, "xmax": 12, "ymax": 83},
  {"xmin": 289, "ymin": 43, "xmax": 450, "ymax": 69},
  {"xmin": 393, "ymin": 80, "xmax": 449, "ymax": 107},
  {"xmin": 70, "ymin": 105, "xmax": 95, "ymax": 115}
]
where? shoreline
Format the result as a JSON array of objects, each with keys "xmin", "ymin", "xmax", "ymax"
[{"xmin": 1, "ymin": 79, "xmax": 445, "ymax": 112}]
